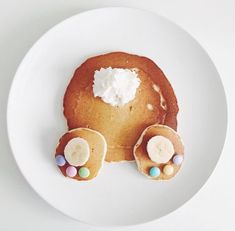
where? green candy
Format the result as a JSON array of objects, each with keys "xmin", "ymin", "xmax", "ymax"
[{"xmin": 78, "ymin": 167, "xmax": 90, "ymax": 178}]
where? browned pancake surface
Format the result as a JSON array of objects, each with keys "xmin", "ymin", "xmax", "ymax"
[
  {"xmin": 134, "ymin": 124, "xmax": 184, "ymax": 180},
  {"xmin": 64, "ymin": 52, "xmax": 178, "ymax": 162},
  {"xmin": 56, "ymin": 128, "xmax": 106, "ymax": 181}
]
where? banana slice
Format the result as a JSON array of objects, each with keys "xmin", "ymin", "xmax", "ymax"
[
  {"xmin": 64, "ymin": 137, "xmax": 90, "ymax": 166},
  {"xmin": 147, "ymin": 135, "xmax": 174, "ymax": 164}
]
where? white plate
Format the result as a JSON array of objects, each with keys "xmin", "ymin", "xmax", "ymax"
[{"xmin": 7, "ymin": 7, "xmax": 227, "ymax": 226}]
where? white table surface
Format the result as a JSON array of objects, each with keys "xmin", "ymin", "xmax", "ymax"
[{"xmin": 0, "ymin": 0, "xmax": 234, "ymax": 230}]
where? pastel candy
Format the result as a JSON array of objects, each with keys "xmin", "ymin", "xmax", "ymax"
[
  {"xmin": 66, "ymin": 166, "xmax": 77, "ymax": 177},
  {"xmin": 149, "ymin": 167, "xmax": 161, "ymax": 177},
  {"xmin": 55, "ymin": 155, "xmax": 66, "ymax": 166},
  {"xmin": 163, "ymin": 165, "xmax": 174, "ymax": 176},
  {"xmin": 79, "ymin": 167, "xmax": 90, "ymax": 178},
  {"xmin": 173, "ymin": 154, "xmax": 183, "ymax": 165}
]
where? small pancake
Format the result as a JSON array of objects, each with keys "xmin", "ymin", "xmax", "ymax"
[
  {"xmin": 134, "ymin": 124, "xmax": 184, "ymax": 180},
  {"xmin": 64, "ymin": 52, "xmax": 178, "ymax": 162},
  {"xmin": 55, "ymin": 128, "xmax": 107, "ymax": 181}
]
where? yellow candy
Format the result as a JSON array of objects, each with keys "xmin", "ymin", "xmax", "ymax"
[{"xmin": 163, "ymin": 165, "xmax": 174, "ymax": 175}]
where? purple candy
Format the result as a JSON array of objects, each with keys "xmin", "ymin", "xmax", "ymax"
[
  {"xmin": 173, "ymin": 154, "xmax": 184, "ymax": 165},
  {"xmin": 55, "ymin": 155, "xmax": 66, "ymax": 166},
  {"xmin": 66, "ymin": 166, "xmax": 77, "ymax": 177}
]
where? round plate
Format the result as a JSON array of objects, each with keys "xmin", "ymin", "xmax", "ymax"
[{"xmin": 7, "ymin": 7, "xmax": 227, "ymax": 226}]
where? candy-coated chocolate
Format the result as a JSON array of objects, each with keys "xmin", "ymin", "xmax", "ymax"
[
  {"xmin": 78, "ymin": 167, "xmax": 90, "ymax": 178},
  {"xmin": 173, "ymin": 154, "xmax": 183, "ymax": 165},
  {"xmin": 163, "ymin": 165, "xmax": 174, "ymax": 175},
  {"xmin": 66, "ymin": 166, "xmax": 77, "ymax": 177},
  {"xmin": 55, "ymin": 155, "xmax": 66, "ymax": 166},
  {"xmin": 149, "ymin": 167, "xmax": 160, "ymax": 177}
]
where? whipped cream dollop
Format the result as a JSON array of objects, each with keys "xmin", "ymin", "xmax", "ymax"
[{"xmin": 93, "ymin": 67, "xmax": 141, "ymax": 106}]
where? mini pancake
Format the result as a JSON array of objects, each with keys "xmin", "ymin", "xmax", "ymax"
[
  {"xmin": 134, "ymin": 124, "xmax": 184, "ymax": 180},
  {"xmin": 55, "ymin": 128, "xmax": 107, "ymax": 181},
  {"xmin": 64, "ymin": 52, "xmax": 178, "ymax": 162}
]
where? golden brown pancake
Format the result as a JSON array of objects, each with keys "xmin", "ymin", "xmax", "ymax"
[
  {"xmin": 64, "ymin": 52, "xmax": 178, "ymax": 162},
  {"xmin": 134, "ymin": 124, "xmax": 184, "ymax": 180},
  {"xmin": 55, "ymin": 128, "xmax": 107, "ymax": 181}
]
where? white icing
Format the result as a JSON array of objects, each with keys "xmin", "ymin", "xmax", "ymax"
[
  {"xmin": 93, "ymin": 67, "xmax": 141, "ymax": 106},
  {"xmin": 147, "ymin": 103, "xmax": 154, "ymax": 111},
  {"xmin": 152, "ymin": 84, "xmax": 167, "ymax": 110}
]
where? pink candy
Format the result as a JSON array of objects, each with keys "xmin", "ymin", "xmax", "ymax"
[{"xmin": 66, "ymin": 166, "xmax": 77, "ymax": 177}]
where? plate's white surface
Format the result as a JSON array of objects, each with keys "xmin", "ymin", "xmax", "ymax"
[{"xmin": 7, "ymin": 7, "xmax": 227, "ymax": 226}]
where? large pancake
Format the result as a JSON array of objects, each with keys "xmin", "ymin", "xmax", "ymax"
[{"xmin": 64, "ymin": 52, "xmax": 178, "ymax": 162}]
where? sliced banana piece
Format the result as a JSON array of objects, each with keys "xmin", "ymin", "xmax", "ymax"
[
  {"xmin": 64, "ymin": 137, "xmax": 90, "ymax": 166},
  {"xmin": 147, "ymin": 135, "xmax": 174, "ymax": 164}
]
